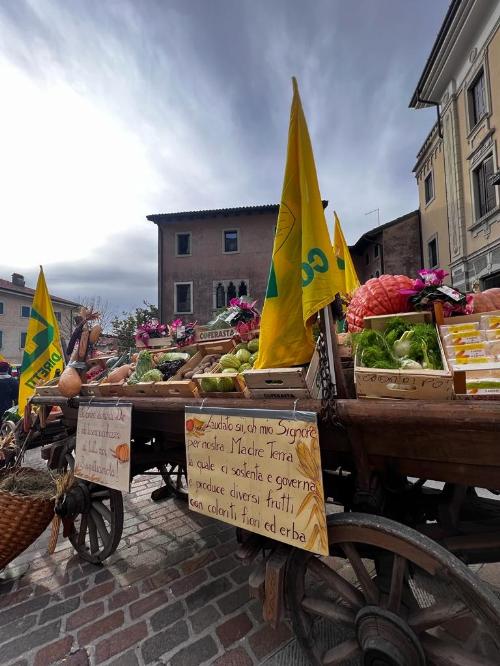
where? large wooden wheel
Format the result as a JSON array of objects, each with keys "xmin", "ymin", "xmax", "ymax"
[
  {"xmin": 56, "ymin": 445, "xmax": 124, "ymax": 564},
  {"xmin": 287, "ymin": 512, "xmax": 500, "ymax": 665}
]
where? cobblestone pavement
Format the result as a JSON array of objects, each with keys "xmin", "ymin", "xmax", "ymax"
[{"xmin": 0, "ymin": 452, "xmax": 293, "ymax": 666}]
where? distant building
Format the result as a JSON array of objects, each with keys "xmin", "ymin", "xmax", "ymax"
[
  {"xmin": 350, "ymin": 210, "xmax": 422, "ymax": 283},
  {"xmin": 0, "ymin": 274, "xmax": 79, "ymax": 366},
  {"xmin": 410, "ymin": 0, "xmax": 500, "ymax": 290},
  {"xmin": 148, "ymin": 203, "xmax": 327, "ymax": 324}
]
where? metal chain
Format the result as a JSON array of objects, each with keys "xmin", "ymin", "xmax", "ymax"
[{"xmin": 317, "ymin": 330, "xmax": 339, "ymax": 426}]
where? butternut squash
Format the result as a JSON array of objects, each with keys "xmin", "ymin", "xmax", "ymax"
[
  {"xmin": 58, "ymin": 366, "xmax": 82, "ymax": 398},
  {"xmin": 107, "ymin": 364, "xmax": 132, "ymax": 384}
]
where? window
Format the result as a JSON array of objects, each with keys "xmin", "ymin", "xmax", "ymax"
[
  {"xmin": 20, "ymin": 331, "xmax": 27, "ymax": 348},
  {"xmin": 0, "ymin": 302, "xmax": 3, "ymax": 315},
  {"xmin": 0, "ymin": 331, "xmax": 2, "ymax": 349},
  {"xmin": 215, "ymin": 283, "xmax": 225, "ymax": 309},
  {"xmin": 424, "ymin": 171, "xmax": 434, "ymax": 204},
  {"xmin": 174, "ymin": 282, "xmax": 193, "ymax": 314},
  {"xmin": 21, "ymin": 305, "xmax": 30, "ymax": 318},
  {"xmin": 226, "ymin": 282, "xmax": 237, "ymax": 304},
  {"xmin": 238, "ymin": 281, "xmax": 248, "ymax": 297},
  {"xmin": 374, "ymin": 244, "xmax": 379, "ymax": 258},
  {"xmin": 176, "ymin": 232, "xmax": 191, "ymax": 256},
  {"xmin": 54, "ymin": 311, "xmax": 61, "ymax": 323},
  {"xmin": 474, "ymin": 154, "xmax": 496, "ymax": 219},
  {"xmin": 428, "ymin": 237, "xmax": 438, "ymax": 269},
  {"xmin": 469, "ymin": 70, "xmax": 487, "ymax": 127},
  {"xmin": 223, "ymin": 230, "xmax": 239, "ymax": 253},
  {"xmin": 212, "ymin": 280, "xmax": 249, "ymax": 309}
]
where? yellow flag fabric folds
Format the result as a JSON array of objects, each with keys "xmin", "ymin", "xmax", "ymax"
[
  {"xmin": 18, "ymin": 268, "xmax": 65, "ymax": 413},
  {"xmin": 331, "ymin": 211, "xmax": 360, "ymax": 297},
  {"xmin": 255, "ymin": 78, "xmax": 337, "ymax": 369}
]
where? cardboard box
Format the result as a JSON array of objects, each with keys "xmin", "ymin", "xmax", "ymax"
[{"xmin": 355, "ymin": 312, "xmax": 454, "ymax": 401}]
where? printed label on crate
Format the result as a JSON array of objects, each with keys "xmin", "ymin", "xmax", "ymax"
[
  {"xmin": 74, "ymin": 403, "xmax": 132, "ymax": 492},
  {"xmin": 185, "ymin": 406, "xmax": 328, "ymax": 555},
  {"xmin": 194, "ymin": 327, "xmax": 235, "ymax": 342}
]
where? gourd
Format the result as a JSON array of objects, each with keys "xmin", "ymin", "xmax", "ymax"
[
  {"xmin": 107, "ymin": 364, "xmax": 132, "ymax": 383},
  {"xmin": 58, "ymin": 366, "xmax": 82, "ymax": 398},
  {"xmin": 471, "ymin": 288, "xmax": 500, "ymax": 313},
  {"xmin": 347, "ymin": 275, "xmax": 414, "ymax": 332}
]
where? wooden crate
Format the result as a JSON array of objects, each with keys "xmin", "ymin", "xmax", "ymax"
[
  {"xmin": 194, "ymin": 326, "xmax": 235, "ymax": 343},
  {"xmin": 243, "ymin": 367, "xmax": 309, "ymax": 399},
  {"xmin": 98, "ymin": 380, "xmax": 126, "ymax": 397},
  {"xmin": 194, "ymin": 366, "xmax": 249, "ymax": 398},
  {"xmin": 35, "ymin": 382, "xmax": 61, "ymax": 397},
  {"xmin": 80, "ymin": 383, "xmax": 103, "ymax": 397},
  {"xmin": 355, "ymin": 312, "xmax": 454, "ymax": 400}
]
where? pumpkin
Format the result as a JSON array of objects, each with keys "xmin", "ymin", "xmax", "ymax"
[
  {"xmin": 58, "ymin": 366, "xmax": 82, "ymax": 398},
  {"xmin": 112, "ymin": 443, "xmax": 130, "ymax": 463},
  {"xmin": 346, "ymin": 274, "xmax": 414, "ymax": 332},
  {"xmin": 471, "ymin": 289, "xmax": 500, "ymax": 313}
]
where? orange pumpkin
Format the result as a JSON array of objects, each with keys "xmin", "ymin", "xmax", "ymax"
[
  {"xmin": 346, "ymin": 275, "xmax": 414, "ymax": 332},
  {"xmin": 471, "ymin": 288, "xmax": 500, "ymax": 313},
  {"xmin": 112, "ymin": 443, "xmax": 130, "ymax": 463}
]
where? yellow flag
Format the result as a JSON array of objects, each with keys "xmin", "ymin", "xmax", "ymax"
[
  {"xmin": 255, "ymin": 78, "xmax": 337, "ymax": 369},
  {"xmin": 332, "ymin": 211, "xmax": 360, "ymax": 296},
  {"xmin": 18, "ymin": 268, "xmax": 65, "ymax": 413}
]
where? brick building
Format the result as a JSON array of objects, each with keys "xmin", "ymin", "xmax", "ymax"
[{"xmin": 350, "ymin": 210, "xmax": 423, "ymax": 283}]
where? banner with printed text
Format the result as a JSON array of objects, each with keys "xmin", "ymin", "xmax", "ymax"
[{"xmin": 185, "ymin": 406, "xmax": 328, "ymax": 556}]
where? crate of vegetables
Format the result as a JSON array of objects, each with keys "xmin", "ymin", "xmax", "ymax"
[
  {"xmin": 353, "ymin": 312, "xmax": 453, "ymax": 400},
  {"xmin": 193, "ymin": 348, "xmax": 252, "ymax": 398}
]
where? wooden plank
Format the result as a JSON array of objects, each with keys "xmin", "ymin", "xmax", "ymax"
[
  {"xmin": 263, "ymin": 545, "xmax": 290, "ymax": 628},
  {"xmin": 247, "ymin": 388, "xmax": 310, "ymax": 399},
  {"xmin": 248, "ymin": 560, "xmax": 266, "ymax": 603},
  {"xmin": 243, "ymin": 367, "xmax": 307, "ymax": 390}
]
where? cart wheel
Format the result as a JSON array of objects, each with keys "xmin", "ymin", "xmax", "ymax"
[
  {"xmin": 159, "ymin": 462, "xmax": 188, "ymax": 501},
  {"xmin": 287, "ymin": 512, "xmax": 500, "ymax": 666},
  {"xmin": 63, "ymin": 450, "xmax": 124, "ymax": 564}
]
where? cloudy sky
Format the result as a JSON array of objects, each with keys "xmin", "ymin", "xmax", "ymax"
[{"xmin": 0, "ymin": 0, "xmax": 448, "ymax": 315}]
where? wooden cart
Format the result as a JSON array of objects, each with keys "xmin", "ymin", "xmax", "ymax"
[{"xmin": 31, "ymin": 390, "xmax": 500, "ymax": 665}]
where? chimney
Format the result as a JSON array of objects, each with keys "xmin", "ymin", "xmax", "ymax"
[{"xmin": 12, "ymin": 273, "xmax": 25, "ymax": 287}]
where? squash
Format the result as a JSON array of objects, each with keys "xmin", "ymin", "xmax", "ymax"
[
  {"xmin": 347, "ymin": 275, "xmax": 414, "ymax": 332},
  {"xmin": 89, "ymin": 324, "xmax": 102, "ymax": 344},
  {"xmin": 58, "ymin": 366, "xmax": 82, "ymax": 398},
  {"xmin": 472, "ymin": 289, "xmax": 500, "ymax": 313},
  {"xmin": 107, "ymin": 364, "xmax": 132, "ymax": 383}
]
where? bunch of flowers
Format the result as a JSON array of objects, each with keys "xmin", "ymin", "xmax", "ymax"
[
  {"xmin": 400, "ymin": 269, "xmax": 473, "ymax": 317},
  {"xmin": 206, "ymin": 297, "xmax": 260, "ymax": 331},
  {"xmin": 134, "ymin": 318, "xmax": 169, "ymax": 345},
  {"xmin": 169, "ymin": 319, "xmax": 197, "ymax": 347}
]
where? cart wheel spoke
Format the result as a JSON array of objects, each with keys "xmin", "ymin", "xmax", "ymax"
[
  {"xmin": 308, "ymin": 557, "xmax": 364, "ymax": 609},
  {"xmin": 322, "ymin": 638, "xmax": 360, "ymax": 666},
  {"xmin": 77, "ymin": 515, "xmax": 88, "ymax": 546},
  {"xmin": 409, "ymin": 599, "xmax": 471, "ymax": 633},
  {"xmin": 340, "ymin": 542, "xmax": 379, "ymax": 604},
  {"xmin": 91, "ymin": 508, "xmax": 110, "ymax": 545},
  {"xmin": 90, "ymin": 490, "xmax": 111, "ymax": 500},
  {"xmin": 92, "ymin": 500, "xmax": 112, "ymax": 523},
  {"xmin": 301, "ymin": 596, "xmax": 355, "ymax": 624},
  {"xmin": 387, "ymin": 553, "xmax": 407, "ymax": 613},
  {"xmin": 87, "ymin": 514, "xmax": 99, "ymax": 553},
  {"xmin": 421, "ymin": 634, "xmax": 498, "ymax": 666}
]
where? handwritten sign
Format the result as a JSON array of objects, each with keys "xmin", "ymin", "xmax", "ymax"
[
  {"xmin": 75, "ymin": 403, "xmax": 132, "ymax": 492},
  {"xmin": 185, "ymin": 407, "xmax": 328, "ymax": 556}
]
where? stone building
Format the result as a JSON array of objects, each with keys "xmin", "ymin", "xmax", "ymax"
[
  {"xmin": 149, "ymin": 203, "xmax": 326, "ymax": 324},
  {"xmin": 349, "ymin": 210, "xmax": 422, "ymax": 284},
  {"xmin": 0, "ymin": 274, "xmax": 79, "ymax": 366},
  {"xmin": 410, "ymin": 0, "xmax": 500, "ymax": 290}
]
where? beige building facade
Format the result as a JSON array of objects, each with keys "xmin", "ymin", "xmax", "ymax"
[
  {"xmin": 0, "ymin": 274, "xmax": 79, "ymax": 366},
  {"xmin": 411, "ymin": 0, "xmax": 500, "ymax": 291}
]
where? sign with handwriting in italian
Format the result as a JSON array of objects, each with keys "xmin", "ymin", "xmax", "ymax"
[
  {"xmin": 185, "ymin": 407, "xmax": 328, "ymax": 555},
  {"xmin": 75, "ymin": 403, "xmax": 132, "ymax": 492}
]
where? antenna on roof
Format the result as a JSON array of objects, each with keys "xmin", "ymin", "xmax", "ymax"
[{"xmin": 365, "ymin": 208, "xmax": 380, "ymax": 227}]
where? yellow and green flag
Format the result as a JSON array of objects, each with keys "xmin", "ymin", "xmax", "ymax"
[
  {"xmin": 332, "ymin": 211, "xmax": 360, "ymax": 297},
  {"xmin": 255, "ymin": 78, "xmax": 338, "ymax": 369},
  {"xmin": 18, "ymin": 268, "xmax": 65, "ymax": 413}
]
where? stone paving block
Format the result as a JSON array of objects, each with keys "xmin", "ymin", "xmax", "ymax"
[
  {"xmin": 65, "ymin": 602, "xmax": 105, "ymax": 631},
  {"xmin": 33, "ymin": 635, "xmax": 73, "ymax": 666},
  {"xmin": 63, "ymin": 648, "xmax": 90, "ymax": 665},
  {"xmin": 129, "ymin": 589, "xmax": 169, "ymax": 620},
  {"xmin": 170, "ymin": 568, "xmax": 208, "ymax": 597},
  {"xmin": 213, "ymin": 647, "xmax": 254, "ymax": 666},
  {"xmin": 39, "ymin": 596, "xmax": 80, "ymax": 625},
  {"xmin": 181, "ymin": 550, "xmax": 216, "ymax": 575},
  {"xmin": 169, "ymin": 634, "xmax": 219, "ymax": 666},
  {"xmin": 230, "ymin": 564, "xmax": 251, "ymax": 585},
  {"xmin": 0, "ymin": 620, "xmax": 61, "ymax": 663},
  {"xmin": 209, "ymin": 555, "xmax": 239, "ymax": 578},
  {"xmin": 217, "ymin": 585, "xmax": 251, "ymax": 615},
  {"xmin": 141, "ymin": 567, "xmax": 180, "ymax": 593},
  {"xmin": 94, "ymin": 569, "xmax": 114, "ymax": 585},
  {"xmin": 108, "ymin": 585, "xmax": 140, "ymax": 610},
  {"xmin": 77, "ymin": 610, "xmax": 124, "ymax": 645},
  {"xmin": 248, "ymin": 622, "xmax": 292, "ymax": 661},
  {"xmin": 95, "ymin": 621, "xmax": 148, "ymax": 663},
  {"xmin": 216, "ymin": 612, "xmax": 253, "ymax": 648},
  {"xmin": 150, "ymin": 599, "xmax": 185, "ymax": 632},
  {"xmin": 0, "ymin": 592, "xmax": 52, "ymax": 625},
  {"xmin": 0, "ymin": 614, "xmax": 38, "ymax": 643},
  {"xmin": 107, "ymin": 649, "xmax": 140, "ymax": 666},
  {"xmin": 189, "ymin": 604, "xmax": 221, "ymax": 634},
  {"xmin": 82, "ymin": 580, "xmax": 115, "ymax": 603},
  {"xmin": 141, "ymin": 619, "xmax": 189, "ymax": 664},
  {"xmin": 185, "ymin": 577, "xmax": 232, "ymax": 612}
]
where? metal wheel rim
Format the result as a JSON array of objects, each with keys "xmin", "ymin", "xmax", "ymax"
[{"xmin": 287, "ymin": 512, "xmax": 500, "ymax": 666}]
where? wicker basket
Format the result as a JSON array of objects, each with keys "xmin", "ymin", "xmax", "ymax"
[{"xmin": 0, "ymin": 468, "xmax": 55, "ymax": 570}]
